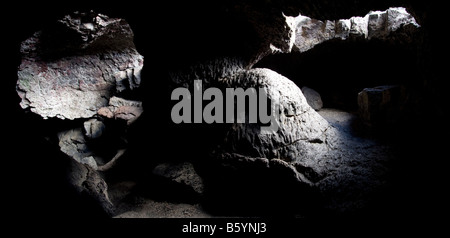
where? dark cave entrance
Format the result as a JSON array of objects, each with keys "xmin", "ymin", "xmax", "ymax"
[{"xmin": 254, "ymin": 38, "xmax": 422, "ymax": 113}]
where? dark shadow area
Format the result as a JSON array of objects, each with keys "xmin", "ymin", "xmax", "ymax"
[
  {"xmin": 196, "ymin": 159, "xmax": 323, "ymax": 217},
  {"xmin": 255, "ymin": 38, "xmax": 422, "ymax": 112}
]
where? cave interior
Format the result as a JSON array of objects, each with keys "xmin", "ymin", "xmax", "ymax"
[{"xmin": 4, "ymin": 0, "xmax": 446, "ymax": 226}]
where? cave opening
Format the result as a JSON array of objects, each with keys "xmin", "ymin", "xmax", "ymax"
[{"xmin": 255, "ymin": 38, "xmax": 421, "ymax": 112}]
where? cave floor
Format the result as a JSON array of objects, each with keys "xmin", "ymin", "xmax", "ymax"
[
  {"xmin": 110, "ymin": 180, "xmax": 211, "ymax": 218},
  {"xmin": 109, "ymin": 108, "xmax": 394, "ymax": 218}
]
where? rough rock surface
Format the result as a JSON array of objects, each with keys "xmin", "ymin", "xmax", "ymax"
[
  {"xmin": 267, "ymin": 7, "xmax": 419, "ymax": 56},
  {"xmin": 58, "ymin": 128, "xmax": 93, "ymax": 164},
  {"xmin": 302, "ymin": 86, "xmax": 323, "ymax": 111},
  {"xmin": 358, "ymin": 85, "xmax": 404, "ymax": 126},
  {"xmin": 58, "ymin": 124, "xmax": 123, "ymax": 215},
  {"xmin": 16, "ymin": 11, "xmax": 143, "ymax": 120},
  {"xmin": 152, "ymin": 162, "xmax": 204, "ymax": 195},
  {"xmin": 97, "ymin": 96, "xmax": 143, "ymax": 124},
  {"xmin": 67, "ymin": 158, "xmax": 115, "ymax": 216},
  {"xmin": 217, "ymin": 68, "xmax": 336, "ymax": 183},
  {"xmin": 14, "ymin": 11, "xmax": 146, "ymax": 218}
]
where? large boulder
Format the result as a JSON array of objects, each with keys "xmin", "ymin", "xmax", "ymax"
[
  {"xmin": 216, "ymin": 68, "xmax": 337, "ymax": 184},
  {"xmin": 16, "ymin": 11, "xmax": 144, "ymax": 120},
  {"xmin": 58, "ymin": 128, "xmax": 93, "ymax": 165},
  {"xmin": 199, "ymin": 68, "xmax": 395, "ymax": 214}
]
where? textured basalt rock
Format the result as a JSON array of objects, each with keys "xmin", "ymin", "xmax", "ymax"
[
  {"xmin": 67, "ymin": 158, "xmax": 115, "ymax": 215},
  {"xmin": 58, "ymin": 128, "xmax": 93, "ymax": 165},
  {"xmin": 16, "ymin": 11, "xmax": 143, "ymax": 120},
  {"xmin": 97, "ymin": 96, "xmax": 143, "ymax": 124},
  {"xmin": 152, "ymin": 162, "xmax": 205, "ymax": 195},
  {"xmin": 15, "ymin": 12, "xmax": 144, "ymax": 217},
  {"xmin": 264, "ymin": 7, "xmax": 420, "ymax": 58},
  {"xmin": 216, "ymin": 68, "xmax": 335, "ymax": 182},
  {"xmin": 84, "ymin": 119, "xmax": 106, "ymax": 139}
]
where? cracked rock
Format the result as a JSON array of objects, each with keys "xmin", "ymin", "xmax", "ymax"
[
  {"xmin": 272, "ymin": 7, "xmax": 420, "ymax": 55},
  {"xmin": 16, "ymin": 11, "xmax": 144, "ymax": 120},
  {"xmin": 248, "ymin": 7, "xmax": 419, "ymax": 68},
  {"xmin": 58, "ymin": 128, "xmax": 92, "ymax": 163},
  {"xmin": 152, "ymin": 162, "xmax": 204, "ymax": 195},
  {"xmin": 217, "ymin": 68, "xmax": 336, "ymax": 183},
  {"xmin": 67, "ymin": 158, "xmax": 114, "ymax": 215},
  {"xmin": 357, "ymin": 85, "xmax": 404, "ymax": 126}
]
